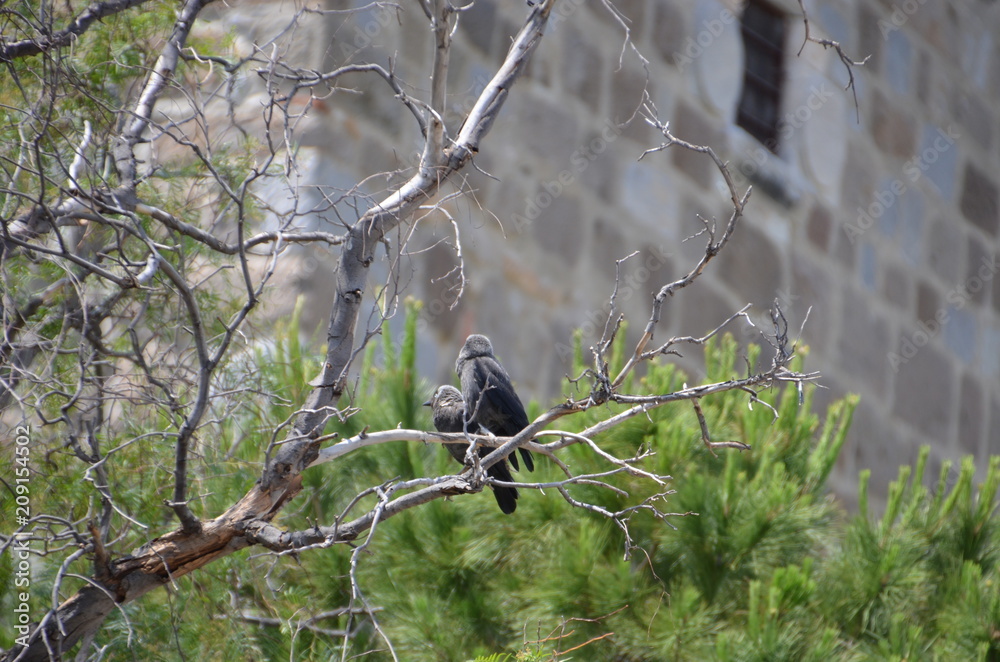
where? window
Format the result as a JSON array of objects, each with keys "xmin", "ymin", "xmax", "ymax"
[{"xmin": 736, "ymin": 1, "xmax": 786, "ymax": 152}]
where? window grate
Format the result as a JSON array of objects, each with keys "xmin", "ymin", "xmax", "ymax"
[{"xmin": 736, "ymin": 1, "xmax": 786, "ymax": 152}]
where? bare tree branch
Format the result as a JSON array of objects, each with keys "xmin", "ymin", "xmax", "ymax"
[
  {"xmin": 0, "ymin": 0, "xmax": 155, "ymax": 61},
  {"xmin": 0, "ymin": 2, "xmax": 835, "ymax": 659},
  {"xmin": 796, "ymin": 0, "xmax": 870, "ymax": 121},
  {"xmin": 3, "ymin": 3, "xmax": 563, "ymax": 658}
]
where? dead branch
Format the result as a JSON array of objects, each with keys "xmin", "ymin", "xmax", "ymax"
[
  {"xmin": 797, "ymin": 0, "xmax": 870, "ymax": 121},
  {"xmin": 3, "ymin": 3, "xmax": 562, "ymax": 659},
  {"xmin": 601, "ymin": 95, "xmax": 752, "ymax": 393},
  {"xmin": 0, "ymin": 0, "xmax": 155, "ymax": 61}
]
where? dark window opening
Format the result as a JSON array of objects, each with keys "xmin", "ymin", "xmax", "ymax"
[{"xmin": 736, "ymin": 1, "xmax": 786, "ymax": 152}]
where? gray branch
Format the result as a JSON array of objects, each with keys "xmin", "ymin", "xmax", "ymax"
[{"xmin": 1, "ymin": 2, "xmax": 559, "ymax": 659}]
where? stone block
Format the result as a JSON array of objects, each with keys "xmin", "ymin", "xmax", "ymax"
[
  {"xmin": 859, "ymin": 241, "xmax": 877, "ymax": 292},
  {"xmin": 357, "ymin": 135, "xmax": 396, "ymax": 187},
  {"xmin": 875, "ymin": 175, "xmax": 902, "ymax": 238},
  {"xmin": 613, "ymin": 243, "xmax": 676, "ymax": 335},
  {"xmin": 857, "ymin": 5, "xmax": 883, "ymax": 71},
  {"xmin": 616, "ymin": 0, "xmax": 645, "ymax": 25},
  {"xmin": 562, "ymin": 24, "xmax": 604, "ymax": 112},
  {"xmin": 992, "ymin": 44, "xmax": 1000, "ymax": 99},
  {"xmin": 531, "ymin": 192, "xmax": 585, "ymax": 266},
  {"xmin": 421, "ymin": 241, "xmax": 465, "ymax": 337},
  {"xmin": 677, "ymin": 279, "xmax": 737, "ymax": 346},
  {"xmin": 717, "ymin": 220, "xmax": 782, "ymax": 308},
  {"xmin": 486, "ymin": 173, "xmax": 532, "ymax": 238},
  {"xmin": 958, "ymin": 371, "xmax": 985, "ymax": 457},
  {"xmin": 690, "ymin": 0, "xmax": 743, "ymax": 118},
  {"xmin": 915, "ymin": 48, "xmax": 931, "ymax": 106},
  {"xmin": 911, "ymin": 1, "xmax": 958, "ymax": 61},
  {"xmin": 952, "ymin": 91, "xmax": 994, "ymax": 153},
  {"xmin": 817, "ymin": 4, "xmax": 850, "ymax": 46},
  {"xmin": 916, "ymin": 279, "xmax": 941, "ymax": 326},
  {"xmin": 840, "ymin": 141, "xmax": 877, "ymax": 217},
  {"xmin": 636, "ymin": 242, "xmax": 675, "ymax": 291},
  {"xmin": 881, "ymin": 260, "xmax": 911, "ymax": 313},
  {"xmin": 884, "ymin": 29, "xmax": 912, "ymax": 96},
  {"xmin": 899, "ymin": 189, "xmax": 926, "ymax": 267},
  {"xmin": 447, "ymin": 60, "xmax": 497, "ymax": 127},
  {"xmin": 838, "ymin": 286, "xmax": 891, "ymax": 395},
  {"xmin": 806, "ymin": 203, "xmax": 832, "ymax": 252},
  {"xmin": 963, "ymin": 235, "xmax": 993, "ymax": 307},
  {"xmin": 611, "ymin": 63, "xmax": 654, "ymax": 144},
  {"xmin": 790, "ymin": 252, "xmax": 834, "ymax": 349},
  {"xmin": 892, "ymin": 338, "xmax": 955, "ymax": 443},
  {"xmin": 871, "ymin": 89, "xmax": 916, "ymax": 159},
  {"xmin": 959, "ymin": 163, "xmax": 999, "ymax": 238},
  {"xmin": 459, "ymin": 0, "xmax": 496, "ymax": 56},
  {"xmin": 993, "ymin": 257, "xmax": 1000, "ymax": 317},
  {"xmin": 513, "ymin": 91, "xmax": 581, "ymax": 165},
  {"xmin": 980, "ymin": 325, "xmax": 1000, "ymax": 381},
  {"xmin": 652, "ymin": 0, "xmax": 688, "ymax": 67},
  {"xmin": 918, "ymin": 125, "xmax": 960, "ymax": 202},
  {"xmin": 961, "ymin": 27, "xmax": 994, "ymax": 91},
  {"xmin": 620, "ymin": 159, "xmax": 681, "ymax": 237},
  {"xmin": 578, "ymin": 129, "xmax": 621, "ymax": 203},
  {"xmin": 671, "ymin": 100, "xmax": 725, "ymax": 185},
  {"xmin": 589, "ymin": 217, "xmax": 628, "ymax": 272},
  {"xmin": 831, "ymin": 220, "xmax": 856, "ymax": 271},
  {"xmin": 498, "ymin": 16, "xmax": 522, "ymax": 64},
  {"xmin": 797, "ymin": 77, "xmax": 848, "ymax": 200},
  {"xmin": 926, "ymin": 216, "xmax": 963, "ymax": 285},
  {"xmin": 942, "ymin": 305, "xmax": 976, "ymax": 365},
  {"xmin": 459, "ymin": 149, "xmax": 496, "ymax": 207}
]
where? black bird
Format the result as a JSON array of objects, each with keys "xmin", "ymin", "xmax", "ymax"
[
  {"xmin": 455, "ymin": 334, "xmax": 534, "ymax": 472},
  {"xmin": 424, "ymin": 385, "xmax": 519, "ymax": 515}
]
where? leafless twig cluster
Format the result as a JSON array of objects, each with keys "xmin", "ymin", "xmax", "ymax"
[{"xmin": 2, "ymin": 1, "xmax": 825, "ymax": 659}]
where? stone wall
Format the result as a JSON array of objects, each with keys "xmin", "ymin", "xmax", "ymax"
[{"xmin": 207, "ymin": 0, "xmax": 1000, "ymax": 502}]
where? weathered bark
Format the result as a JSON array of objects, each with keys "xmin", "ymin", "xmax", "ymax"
[
  {"xmin": 2, "ymin": 2, "xmax": 558, "ymax": 659},
  {"xmin": 0, "ymin": 0, "xmax": 155, "ymax": 61}
]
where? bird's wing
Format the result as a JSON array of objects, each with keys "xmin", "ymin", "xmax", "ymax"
[
  {"xmin": 482, "ymin": 449, "xmax": 515, "ymax": 482},
  {"xmin": 476, "ymin": 359, "xmax": 530, "ymax": 433}
]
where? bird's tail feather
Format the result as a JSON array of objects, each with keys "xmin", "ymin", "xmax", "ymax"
[
  {"xmin": 487, "ymin": 460, "xmax": 519, "ymax": 514},
  {"xmin": 491, "ymin": 485, "xmax": 518, "ymax": 514}
]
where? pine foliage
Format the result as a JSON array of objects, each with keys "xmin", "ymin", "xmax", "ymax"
[{"xmin": 3, "ymin": 302, "xmax": 998, "ymax": 661}]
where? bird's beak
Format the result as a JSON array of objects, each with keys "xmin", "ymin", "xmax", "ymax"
[{"xmin": 422, "ymin": 399, "xmax": 431, "ymax": 407}]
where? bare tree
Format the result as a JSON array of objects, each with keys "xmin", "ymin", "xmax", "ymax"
[{"xmin": 0, "ymin": 1, "xmax": 833, "ymax": 659}]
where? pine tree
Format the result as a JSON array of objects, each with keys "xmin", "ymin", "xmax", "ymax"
[{"xmin": 4, "ymin": 302, "xmax": 997, "ymax": 661}]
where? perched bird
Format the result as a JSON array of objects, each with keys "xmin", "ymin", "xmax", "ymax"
[
  {"xmin": 455, "ymin": 334, "xmax": 534, "ymax": 472},
  {"xmin": 424, "ymin": 385, "xmax": 519, "ymax": 515}
]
